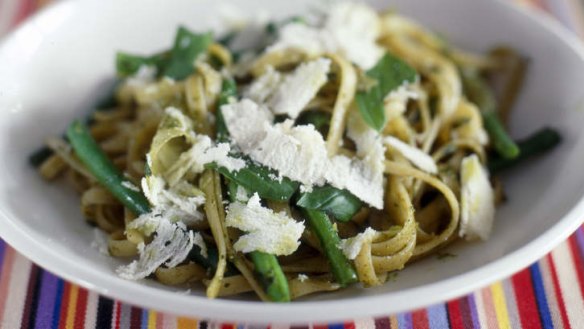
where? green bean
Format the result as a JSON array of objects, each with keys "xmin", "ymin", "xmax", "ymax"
[
  {"xmin": 215, "ymin": 80, "xmax": 291, "ymax": 302},
  {"xmin": 66, "ymin": 120, "xmax": 151, "ymax": 215},
  {"xmin": 249, "ymin": 251, "xmax": 291, "ymax": 302},
  {"xmin": 488, "ymin": 127, "xmax": 561, "ymax": 173},
  {"xmin": 461, "ymin": 69, "xmax": 519, "ymax": 159},
  {"xmin": 301, "ymin": 209, "xmax": 357, "ymax": 287}
]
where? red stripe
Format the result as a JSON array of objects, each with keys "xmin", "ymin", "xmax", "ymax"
[
  {"xmin": 74, "ymin": 288, "xmax": 88, "ymax": 329},
  {"xmin": 13, "ymin": 0, "xmax": 37, "ymax": 27},
  {"xmin": 221, "ymin": 324, "xmax": 235, "ymax": 329},
  {"xmin": 130, "ymin": 306, "xmax": 142, "ymax": 329},
  {"xmin": 567, "ymin": 234, "xmax": 584, "ymax": 300},
  {"xmin": 19, "ymin": 265, "xmax": 39, "ymax": 329},
  {"xmin": 547, "ymin": 254, "xmax": 572, "ymax": 329},
  {"xmin": 343, "ymin": 321, "xmax": 355, "ymax": 329},
  {"xmin": 411, "ymin": 310, "xmax": 430, "ymax": 329},
  {"xmin": 447, "ymin": 300, "xmax": 465, "ymax": 329},
  {"xmin": 313, "ymin": 325, "xmax": 328, "ymax": 329},
  {"xmin": 511, "ymin": 268, "xmax": 542, "ymax": 329},
  {"xmin": 114, "ymin": 301, "xmax": 122, "ymax": 329},
  {"xmin": 57, "ymin": 283, "xmax": 71, "ymax": 329}
]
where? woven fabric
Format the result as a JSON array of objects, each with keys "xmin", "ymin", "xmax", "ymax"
[{"xmin": 1, "ymin": 0, "xmax": 583, "ymax": 328}]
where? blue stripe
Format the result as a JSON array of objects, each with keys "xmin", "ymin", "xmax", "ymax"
[
  {"xmin": 0, "ymin": 239, "xmax": 6, "ymax": 275},
  {"xmin": 141, "ymin": 309, "xmax": 149, "ymax": 329},
  {"xmin": 327, "ymin": 324, "xmax": 344, "ymax": 329},
  {"xmin": 427, "ymin": 304, "xmax": 449, "ymax": 329},
  {"xmin": 51, "ymin": 279, "xmax": 65, "ymax": 329},
  {"xmin": 397, "ymin": 312, "xmax": 412, "ymax": 329},
  {"xmin": 530, "ymin": 263, "xmax": 554, "ymax": 329}
]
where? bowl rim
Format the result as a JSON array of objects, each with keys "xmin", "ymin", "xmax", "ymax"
[{"xmin": 1, "ymin": 0, "xmax": 584, "ymax": 324}]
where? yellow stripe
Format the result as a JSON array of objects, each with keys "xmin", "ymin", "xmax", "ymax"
[
  {"xmin": 490, "ymin": 282, "xmax": 512, "ymax": 329},
  {"xmin": 177, "ymin": 317, "xmax": 198, "ymax": 329},
  {"xmin": 148, "ymin": 311, "xmax": 157, "ymax": 329},
  {"xmin": 65, "ymin": 285, "xmax": 79, "ymax": 329}
]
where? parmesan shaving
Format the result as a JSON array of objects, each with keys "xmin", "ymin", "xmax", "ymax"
[
  {"xmin": 267, "ymin": 2, "xmax": 383, "ymax": 69},
  {"xmin": 384, "ymin": 136, "xmax": 438, "ymax": 174},
  {"xmin": 459, "ymin": 154, "xmax": 495, "ymax": 241},
  {"xmin": 225, "ymin": 193, "xmax": 304, "ymax": 255},
  {"xmin": 339, "ymin": 228, "xmax": 378, "ymax": 260},
  {"xmin": 117, "ymin": 219, "xmax": 194, "ymax": 280}
]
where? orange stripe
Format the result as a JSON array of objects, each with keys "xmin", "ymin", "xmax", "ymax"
[
  {"xmin": 0, "ymin": 247, "xmax": 16, "ymax": 325},
  {"xmin": 177, "ymin": 317, "xmax": 198, "ymax": 329},
  {"xmin": 58, "ymin": 283, "xmax": 72, "ymax": 329},
  {"xmin": 65, "ymin": 285, "xmax": 79, "ymax": 329},
  {"xmin": 389, "ymin": 315, "xmax": 399, "ymax": 328}
]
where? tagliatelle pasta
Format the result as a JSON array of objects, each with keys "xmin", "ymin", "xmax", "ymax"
[{"xmin": 33, "ymin": 2, "xmax": 560, "ymax": 302}]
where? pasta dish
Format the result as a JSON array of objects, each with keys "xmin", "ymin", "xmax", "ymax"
[{"xmin": 31, "ymin": 2, "xmax": 560, "ymax": 302}]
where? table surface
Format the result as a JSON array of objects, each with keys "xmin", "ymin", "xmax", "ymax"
[{"xmin": 1, "ymin": 0, "xmax": 584, "ymax": 328}]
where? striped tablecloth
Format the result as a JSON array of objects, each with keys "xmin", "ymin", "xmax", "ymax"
[{"xmin": 1, "ymin": 0, "xmax": 584, "ymax": 328}]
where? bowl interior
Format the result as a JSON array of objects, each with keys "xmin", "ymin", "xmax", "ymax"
[{"xmin": 0, "ymin": 0, "xmax": 583, "ymax": 323}]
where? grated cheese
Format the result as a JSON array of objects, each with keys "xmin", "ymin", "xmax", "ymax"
[{"xmin": 225, "ymin": 193, "xmax": 304, "ymax": 255}]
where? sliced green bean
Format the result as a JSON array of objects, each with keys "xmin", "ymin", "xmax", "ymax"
[
  {"xmin": 488, "ymin": 127, "xmax": 561, "ymax": 173},
  {"xmin": 249, "ymin": 251, "xmax": 291, "ymax": 302},
  {"xmin": 67, "ymin": 120, "xmax": 151, "ymax": 215},
  {"xmin": 301, "ymin": 209, "xmax": 357, "ymax": 287}
]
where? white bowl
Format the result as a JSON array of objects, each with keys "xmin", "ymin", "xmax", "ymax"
[{"xmin": 1, "ymin": 0, "xmax": 584, "ymax": 324}]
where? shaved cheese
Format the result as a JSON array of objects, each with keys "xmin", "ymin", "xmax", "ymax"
[
  {"xmin": 222, "ymin": 98, "xmax": 385, "ymax": 209},
  {"xmin": 324, "ymin": 1, "xmax": 384, "ymax": 70},
  {"xmin": 266, "ymin": 2, "xmax": 382, "ymax": 69},
  {"xmin": 174, "ymin": 136, "xmax": 245, "ymax": 175},
  {"xmin": 459, "ymin": 154, "xmax": 495, "ymax": 241},
  {"xmin": 220, "ymin": 99, "xmax": 274, "ymax": 150},
  {"xmin": 384, "ymin": 136, "xmax": 438, "ymax": 174},
  {"xmin": 267, "ymin": 23, "xmax": 330, "ymax": 58},
  {"xmin": 226, "ymin": 194, "xmax": 304, "ymax": 255},
  {"xmin": 142, "ymin": 176, "xmax": 206, "ymax": 225},
  {"xmin": 249, "ymin": 120, "xmax": 329, "ymax": 186},
  {"xmin": 117, "ymin": 218, "xmax": 194, "ymax": 280},
  {"xmin": 339, "ymin": 227, "xmax": 378, "ymax": 259},
  {"xmin": 192, "ymin": 232, "xmax": 208, "ymax": 258},
  {"xmin": 243, "ymin": 66, "xmax": 282, "ymax": 103},
  {"xmin": 267, "ymin": 58, "xmax": 331, "ymax": 119}
]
